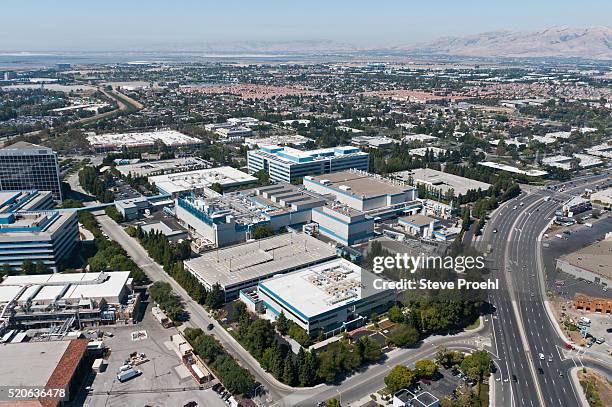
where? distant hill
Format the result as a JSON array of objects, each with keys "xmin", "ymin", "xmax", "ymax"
[{"xmin": 393, "ymin": 26, "xmax": 612, "ymax": 60}]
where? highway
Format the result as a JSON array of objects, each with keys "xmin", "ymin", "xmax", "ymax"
[{"xmin": 478, "ymin": 172, "xmax": 612, "ymax": 407}]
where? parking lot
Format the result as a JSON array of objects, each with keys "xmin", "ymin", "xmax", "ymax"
[{"xmin": 80, "ymin": 302, "xmax": 226, "ymax": 407}]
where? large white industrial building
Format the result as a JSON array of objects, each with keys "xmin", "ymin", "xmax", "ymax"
[
  {"xmin": 149, "ymin": 166, "xmax": 257, "ymax": 197},
  {"xmin": 184, "ymin": 233, "xmax": 337, "ymax": 300},
  {"xmin": 304, "ymin": 169, "xmax": 420, "ymax": 219},
  {"xmin": 87, "ymin": 130, "xmax": 203, "ymax": 152},
  {"xmin": 0, "ymin": 271, "xmax": 137, "ymax": 330},
  {"xmin": 252, "ymin": 258, "xmax": 395, "ymax": 336}
]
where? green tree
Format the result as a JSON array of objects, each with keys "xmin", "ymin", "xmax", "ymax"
[
  {"xmin": 21, "ymin": 259, "xmax": 34, "ymax": 274},
  {"xmin": 388, "ymin": 304, "xmax": 404, "ymax": 323},
  {"xmin": 298, "ymin": 348, "xmax": 316, "ymax": 386},
  {"xmin": 276, "ymin": 311, "xmax": 288, "ymax": 335},
  {"xmin": 384, "ymin": 365, "xmax": 417, "ymax": 392},
  {"xmin": 206, "ymin": 283, "xmax": 224, "ymax": 309},
  {"xmin": 282, "ymin": 355, "xmax": 295, "ymax": 385},
  {"xmin": 388, "ymin": 324, "xmax": 419, "ymax": 347},
  {"xmin": 35, "ymin": 261, "xmax": 47, "ymax": 274},
  {"xmin": 210, "ymin": 182, "xmax": 223, "ymax": 194},
  {"xmin": 460, "ymin": 350, "xmax": 492, "ymax": 382},
  {"xmin": 415, "ymin": 359, "xmax": 438, "ymax": 379},
  {"xmin": 252, "ymin": 225, "xmax": 274, "ymax": 239},
  {"xmin": 326, "ymin": 398, "xmax": 341, "ymax": 407},
  {"xmin": 1, "ymin": 263, "xmax": 13, "ymax": 276},
  {"xmin": 357, "ymin": 336, "xmax": 382, "ymax": 362},
  {"xmin": 254, "ymin": 169, "xmax": 270, "ymax": 186}
]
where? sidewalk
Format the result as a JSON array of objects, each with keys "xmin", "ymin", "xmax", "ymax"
[{"xmin": 569, "ymin": 368, "xmax": 589, "ymax": 407}]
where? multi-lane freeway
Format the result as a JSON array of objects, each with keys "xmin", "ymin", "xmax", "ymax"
[{"xmin": 479, "ymin": 172, "xmax": 612, "ymax": 407}]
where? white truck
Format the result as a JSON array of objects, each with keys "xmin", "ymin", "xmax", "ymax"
[{"xmin": 117, "ymin": 368, "xmax": 142, "ymax": 383}]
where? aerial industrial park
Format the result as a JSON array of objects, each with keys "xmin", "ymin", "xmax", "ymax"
[{"xmin": 0, "ymin": 3, "xmax": 611, "ymax": 407}]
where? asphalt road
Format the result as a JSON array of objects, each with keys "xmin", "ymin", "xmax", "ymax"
[{"xmin": 478, "ymin": 172, "xmax": 612, "ymax": 407}]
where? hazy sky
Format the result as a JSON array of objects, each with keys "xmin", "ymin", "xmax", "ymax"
[{"xmin": 2, "ymin": 0, "xmax": 610, "ymax": 51}]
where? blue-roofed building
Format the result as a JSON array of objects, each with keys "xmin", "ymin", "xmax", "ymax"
[{"xmin": 247, "ymin": 145, "xmax": 369, "ymax": 183}]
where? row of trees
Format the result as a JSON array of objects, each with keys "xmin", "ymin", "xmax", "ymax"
[
  {"xmin": 184, "ymin": 327, "xmax": 255, "ymax": 395},
  {"xmin": 148, "ymin": 281, "xmax": 186, "ymax": 323},
  {"xmin": 78, "ymin": 211, "xmax": 149, "ymax": 285},
  {"xmin": 232, "ymin": 302, "xmax": 383, "ymax": 386},
  {"xmin": 127, "ymin": 225, "xmax": 225, "ymax": 310},
  {"xmin": 78, "ymin": 166, "xmax": 115, "ymax": 202}
]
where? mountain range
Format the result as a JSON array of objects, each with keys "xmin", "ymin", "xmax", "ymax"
[
  {"xmin": 393, "ymin": 26, "xmax": 612, "ymax": 60},
  {"xmin": 181, "ymin": 27, "xmax": 612, "ymax": 60}
]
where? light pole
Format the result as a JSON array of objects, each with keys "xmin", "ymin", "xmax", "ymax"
[{"xmin": 336, "ymin": 388, "xmax": 342, "ymax": 405}]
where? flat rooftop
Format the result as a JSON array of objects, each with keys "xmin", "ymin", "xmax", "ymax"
[
  {"xmin": 479, "ymin": 161, "xmax": 548, "ymax": 177},
  {"xmin": 258, "ymin": 258, "xmax": 369, "ymax": 319},
  {"xmin": 185, "ymin": 233, "xmax": 337, "ymax": 290},
  {"xmin": 254, "ymin": 145, "xmax": 366, "ymax": 164},
  {"xmin": 0, "ymin": 190, "xmax": 52, "ymax": 213},
  {"xmin": 0, "ymin": 210, "xmax": 75, "ymax": 241},
  {"xmin": 0, "ymin": 271, "xmax": 131, "ymax": 304},
  {"xmin": 0, "ymin": 340, "xmax": 70, "ymax": 387},
  {"xmin": 87, "ymin": 130, "xmax": 202, "ymax": 149},
  {"xmin": 308, "ymin": 170, "xmax": 413, "ymax": 198},
  {"xmin": 395, "ymin": 168, "xmax": 491, "ymax": 196},
  {"xmin": 559, "ymin": 237, "xmax": 612, "ymax": 279},
  {"xmin": 149, "ymin": 166, "xmax": 256, "ymax": 194},
  {"xmin": 399, "ymin": 214, "xmax": 435, "ymax": 227},
  {"xmin": 115, "ymin": 157, "xmax": 208, "ymax": 177}
]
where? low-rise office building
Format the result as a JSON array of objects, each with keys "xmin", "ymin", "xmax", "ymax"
[
  {"xmin": 0, "ymin": 190, "xmax": 54, "ymax": 213},
  {"xmin": 115, "ymin": 157, "xmax": 208, "ymax": 178},
  {"xmin": 590, "ymin": 187, "xmax": 612, "ymax": 208},
  {"xmin": 0, "ymin": 210, "xmax": 78, "ymax": 272},
  {"xmin": 149, "ymin": 166, "xmax": 257, "ymax": 197},
  {"xmin": 247, "ymin": 145, "xmax": 369, "ymax": 183},
  {"xmin": 311, "ymin": 204, "xmax": 374, "ymax": 246},
  {"xmin": 573, "ymin": 294, "xmax": 612, "ymax": 314},
  {"xmin": 253, "ymin": 258, "xmax": 395, "ymax": 336},
  {"xmin": 304, "ymin": 169, "xmax": 420, "ymax": 219},
  {"xmin": 0, "ymin": 339, "xmax": 90, "ymax": 407},
  {"xmin": 399, "ymin": 214, "xmax": 439, "ymax": 237},
  {"xmin": 115, "ymin": 197, "xmax": 150, "ymax": 220},
  {"xmin": 395, "ymin": 168, "xmax": 491, "ymax": 197},
  {"xmin": 184, "ymin": 232, "xmax": 337, "ymax": 301},
  {"xmin": 86, "ymin": 130, "xmax": 203, "ymax": 152},
  {"xmin": 175, "ymin": 183, "xmax": 325, "ymax": 247},
  {"xmin": 215, "ymin": 126, "xmax": 253, "ymax": 142},
  {"xmin": 561, "ymin": 196, "xmax": 592, "ymax": 217}
]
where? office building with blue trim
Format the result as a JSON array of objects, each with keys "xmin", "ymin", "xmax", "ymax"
[
  {"xmin": 254, "ymin": 258, "xmax": 395, "ymax": 336},
  {"xmin": 247, "ymin": 145, "xmax": 369, "ymax": 183},
  {"xmin": 0, "ymin": 210, "xmax": 78, "ymax": 272},
  {"xmin": 175, "ymin": 183, "xmax": 326, "ymax": 248}
]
